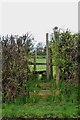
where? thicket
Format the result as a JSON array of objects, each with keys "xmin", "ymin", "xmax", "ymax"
[
  {"xmin": 51, "ymin": 28, "xmax": 78, "ymax": 83},
  {"xmin": 1, "ymin": 33, "xmax": 34, "ymax": 102}
]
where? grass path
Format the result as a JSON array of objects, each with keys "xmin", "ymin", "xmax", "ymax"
[
  {"xmin": 2, "ymin": 101, "xmax": 78, "ymax": 118},
  {"xmin": 2, "ymin": 82, "xmax": 78, "ymax": 118}
]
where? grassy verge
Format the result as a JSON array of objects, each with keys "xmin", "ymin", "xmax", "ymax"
[
  {"xmin": 2, "ymin": 82, "xmax": 79, "ymax": 118},
  {"xmin": 2, "ymin": 100, "xmax": 78, "ymax": 118}
]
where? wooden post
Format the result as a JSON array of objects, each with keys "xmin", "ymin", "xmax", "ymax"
[
  {"xmin": 34, "ymin": 50, "xmax": 37, "ymax": 71},
  {"xmin": 46, "ymin": 33, "xmax": 49, "ymax": 80},
  {"xmin": 56, "ymin": 65, "xmax": 60, "ymax": 86},
  {"xmin": 49, "ymin": 48, "xmax": 53, "ymax": 79},
  {"xmin": 0, "ymin": 41, "xmax": 2, "ymax": 105}
]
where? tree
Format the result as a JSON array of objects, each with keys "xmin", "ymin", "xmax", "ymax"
[
  {"xmin": 36, "ymin": 42, "xmax": 44, "ymax": 56},
  {"xmin": 22, "ymin": 32, "xmax": 34, "ymax": 55}
]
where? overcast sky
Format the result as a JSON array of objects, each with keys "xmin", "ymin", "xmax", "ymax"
[{"xmin": 1, "ymin": 1, "xmax": 78, "ymax": 44}]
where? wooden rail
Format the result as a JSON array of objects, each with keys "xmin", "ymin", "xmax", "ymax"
[
  {"xmin": 28, "ymin": 61, "xmax": 53, "ymax": 66},
  {"xmin": 28, "ymin": 33, "xmax": 53, "ymax": 80},
  {"xmin": 33, "ymin": 70, "xmax": 46, "ymax": 74}
]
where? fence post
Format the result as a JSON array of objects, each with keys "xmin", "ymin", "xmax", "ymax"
[
  {"xmin": 56, "ymin": 65, "xmax": 60, "ymax": 86},
  {"xmin": 34, "ymin": 50, "xmax": 37, "ymax": 71},
  {"xmin": 46, "ymin": 33, "xmax": 49, "ymax": 80},
  {"xmin": 49, "ymin": 48, "xmax": 53, "ymax": 79}
]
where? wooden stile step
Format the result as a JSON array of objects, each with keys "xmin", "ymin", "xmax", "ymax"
[{"xmin": 30, "ymin": 90, "xmax": 60, "ymax": 97}]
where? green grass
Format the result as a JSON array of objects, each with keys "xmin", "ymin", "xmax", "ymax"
[
  {"xmin": 2, "ymin": 56, "xmax": 79, "ymax": 118},
  {"xmin": 2, "ymin": 81, "xmax": 79, "ymax": 118},
  {"xmin": 30, "ymin": 56, "xmax": 46, "ymax": 71},
  {"xmin": 36, "ymin": 58, "xmax": 46, "ymax": 63},
  {"xmin": 29, "ymin": 55, "xmax": 56, "ymax": 76},
  {"xmin": 30, "ymin": 56, "xmax": 46, "ymax": 63},
  {"xmin": 36, "ymin": 65, "xmax": 46, "ymax": 70},
  {"xmin": 2, "ymin": 100, "xmax": 78, "ymax": 118}
]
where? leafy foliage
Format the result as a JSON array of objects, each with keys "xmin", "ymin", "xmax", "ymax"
[
  {"xmin": 51, "ymin": 28, "xmax": 78, "ymax": 82},
  {"xmin": 36, "ymin": 42, "xmax": 46, "ymax": 56},
  {"xmin": 1, "ymin": 33, "xmax": 34, "ymax": 102}
]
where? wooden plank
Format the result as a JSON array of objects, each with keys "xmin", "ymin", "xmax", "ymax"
[
  {"xmin": 28, "ymin": 62, "xmax": 46, "ymax": 65},
  {"xmin": 28, "ymin": 62, "xmax": 53, "ymax": 65},
  {"xmin": 35, "ymin": 63, "xmax": 46, "ymax": 65},
  {"xmin": 33, "ymin": 70, "xmax": 46, "ymax": 74},
  {"xmin": 46, "ymin": 33, "xmax": 49, "ymax": 80}
]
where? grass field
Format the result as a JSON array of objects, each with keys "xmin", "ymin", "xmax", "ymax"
[
  {"xmin": 29, "ymin": 55, "xmax": 56, "ymax": 76},
  {"xmin": 36, "ymin": 56, "xmax": 46, "ymax": 71}
]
